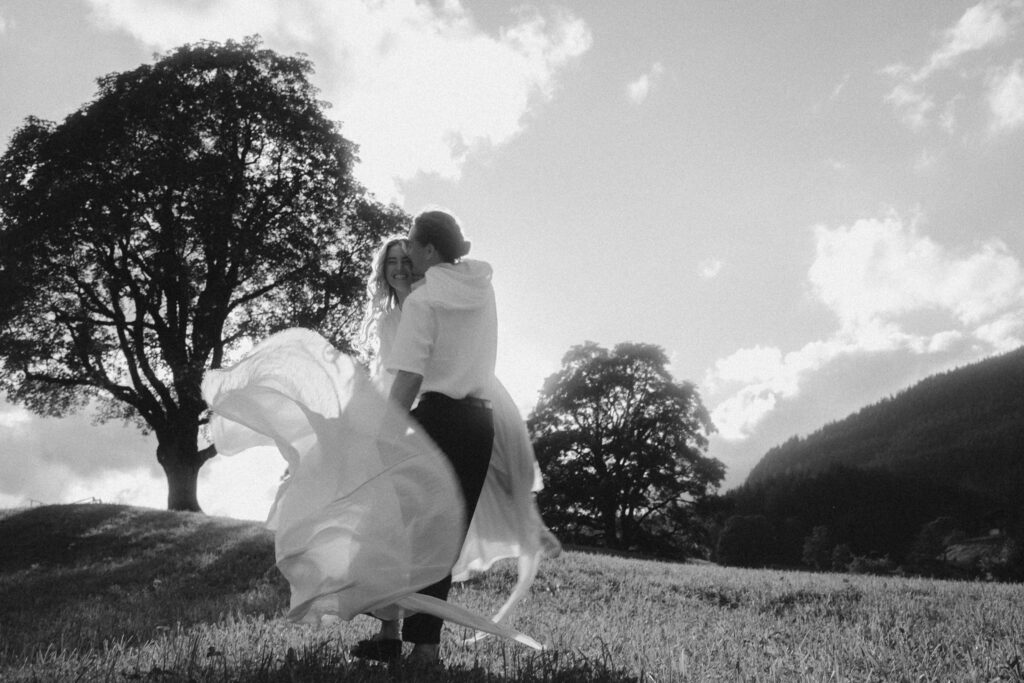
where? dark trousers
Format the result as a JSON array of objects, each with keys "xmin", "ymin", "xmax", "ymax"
[{"xmin": 401, "ymin": 392, "xmax": 494, "ymax": 645}]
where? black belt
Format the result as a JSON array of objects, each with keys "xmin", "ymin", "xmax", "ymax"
[{"xmin": 420, "ymin": 391, "xmax": 492, "ymax": 410}]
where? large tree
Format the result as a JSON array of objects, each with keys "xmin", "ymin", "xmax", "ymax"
[
  {"xmin": 0, "ymin": 38, "xmax": 405, "ymax": 511},
  {"xmin": 529, "ymin": 341, "xmax": 724, "ymax": 552}
]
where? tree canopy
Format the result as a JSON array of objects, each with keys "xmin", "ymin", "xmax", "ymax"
[
  {"xmin": 716, "ymin": 515, "xmax": 775, "ymax": 568},
  {"xmin": 0, "ymin": 37, "xmax": 405, "ymax": 510},
  {"xmin": 529, "ymin": 341, "xmax": 723, "ymax": 554}
]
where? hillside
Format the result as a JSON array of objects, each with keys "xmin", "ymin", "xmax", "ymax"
[
  {"xmin": 746, "ymin": 345, "xmax": 1024, "ymax": 502},
  {"xmin": 719, "ymin": 346, "xmax": 1024, "ymax": 570},
  {"xmin": 2, "ymin": 503, "xmax": 1023, "ymax": 682}
]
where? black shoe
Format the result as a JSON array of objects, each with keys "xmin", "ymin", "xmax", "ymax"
[
  {"xmin": 351, "ymin": 638, "xmax": 402, "ymax": 662},
  {"xmin": 403, "ymin": 646, "xmax": 444, "ymax": 672}
]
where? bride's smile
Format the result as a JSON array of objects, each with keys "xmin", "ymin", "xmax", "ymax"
[{"xmin": 384, "ymin": 244, "xmax": 414, "ymax": 296}]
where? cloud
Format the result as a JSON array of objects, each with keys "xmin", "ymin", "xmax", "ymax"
[
  {"xmin": 988, "ymin": 59, "xmax": 1024, "ymax": 131},
  {"xmin": 626, "ymin": 62, "xmax": 665, "ymax": 105},
  {"xmin": 809, "ymin": 214, "xmax": 1024, "ymax": 330},
  {"xmin": 706, "ymin": 338, "xmax": 855, "ymax": 440},
  {"xmin": 913, "ymin": 147, "xmax": 942, "ymax": 173},
  {"xmin": 885, "ymin": 84, "xmax": 935, "ymax": 131},
  {"xmin": 0, "ymin": 398, "xmax": 282, "ymax": 519},
  {"xmin": 830, "ymin": 74, "xmax": 851, "ymax": 100},
  {"xmin": 0, "ymin": 405, "xmax": 31, "ymax": 429},
  {"xmin": 918, "ymin": 0, "xmax": 1015, "ymax": 80},
  {"xmin": 0, "ymin": 401, "xmax": 162, "ymax": 503},
  {"xmin": 698, "ymin": 258, "xmax": 723, "ymax": 279},
  {"xmin": 882, "ymin": 0, "xmax": 1023, "ymax": 132},
  {"xmin": 708, "ymin": 346, "xmax": 786, "ymax": 388},
  {"xmin": 84, "ymin": 0, "xmax": 592, "ymax": 201},
  {"xmin": 973, "ymin": 310, "xmax": 1024, "ymax": 351},
  {"xmin": 706, "ymin": 213, "xmax": 1024, "ymax": 440}
]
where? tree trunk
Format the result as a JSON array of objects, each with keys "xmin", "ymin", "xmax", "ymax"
[
  {"xmin": 603, "ymin": 505, "xmax": 621, "ymax": 549},
  {"xmin": 162, "ymin": 456, "xmax": 203, "ymax": 512},
  {"xmin": 156, "ymin": 421, "xmax": 214, "ymax": 512}
]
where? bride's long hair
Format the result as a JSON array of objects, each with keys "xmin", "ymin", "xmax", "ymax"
[{"xmin": 356, "ymin": 235, "xmax": 407, "ymax": 360}]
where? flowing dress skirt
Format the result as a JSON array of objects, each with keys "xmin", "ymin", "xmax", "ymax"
[{"xmin": 202, "ymin": 329, "xmax": 541, "ymax": 648}]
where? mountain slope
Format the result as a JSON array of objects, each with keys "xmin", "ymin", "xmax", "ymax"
[{"xmin": 745, "ymin": 345, "xmax": 1024, "ymax": 504}]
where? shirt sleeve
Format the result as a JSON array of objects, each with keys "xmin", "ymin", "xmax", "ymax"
[{"xmin": 385, "ymin": 295, "xmax": 434, "ymax": 376}]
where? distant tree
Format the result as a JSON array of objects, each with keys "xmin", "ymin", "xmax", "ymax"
[
  {"xmin": 776, "ymin": 516, "xmax": 808, "ymax": 566},
  {"xmin": 716, "ymin": 515, "xmax": 775, "ymax": 567},
  {"xmin": 529, "ymin": 341, "xmax": 723, "ymax": 552},
  {"xmin": 905, "ymin": 516, "xmax": 962, "ymax": 576},
  {"xmin": 802, "ymin": 525, "xmax": 832, "ymax": 570},
  {"xmin": 979, "ymin": 537, "xmax": 1024, "ymax": 582},
  {"xmin": 830, "ymin": 543, "xmax": 854, "ymax": 572},
  {"xmin": 848, "ymin": 554, "xmax": 896, "ymax": 576},
  {"xmin": 0, "ymin": 38, "xmax": 405, "ymax": 511}
]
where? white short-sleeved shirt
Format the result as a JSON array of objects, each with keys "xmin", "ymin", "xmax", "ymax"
[{"xmin": 386, "ymin": 260, "xmax": 497, "ymax": 400}]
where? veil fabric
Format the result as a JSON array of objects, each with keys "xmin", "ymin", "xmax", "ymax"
[
  {"xmin": 452, "ymin": 376, "xmax": 561, "ymax": 637},
  {"xmin": 202, "ymin": 328, "xmax": 541, "ymax": 648}
]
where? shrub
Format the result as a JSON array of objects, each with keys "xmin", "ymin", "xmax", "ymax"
[
  {"xmin": 802, "ymin": 526, "xmax": 832, "ymax": 570},
  {"xmin": 848, "ymin": 554, "xmax": 896, "ymax": 576},
  {"xmin": 831, "ymin": 543, "xmax": 854, "ymax": 572},
  {"xmin": 716, "ymin": 515, "xmax": 776, "ymax": 567}
]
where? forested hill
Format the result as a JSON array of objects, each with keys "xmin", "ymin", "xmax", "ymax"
[{"xmin": 745, "ymin": 345, "xmax": 1024, "ymax": 503}]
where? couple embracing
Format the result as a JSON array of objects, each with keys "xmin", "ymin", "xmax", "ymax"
[
  {"xmin": 203, "ymin": 209, "xmax": 556, "ymax": 668},
  {"xmin": 358, "ymin": 210, "xmax": 499, "ymax": 665}
]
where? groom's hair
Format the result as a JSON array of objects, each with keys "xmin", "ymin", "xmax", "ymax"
[{"xmin": 411, "ymin": 210, "xmax": 471, "ymax": 263}]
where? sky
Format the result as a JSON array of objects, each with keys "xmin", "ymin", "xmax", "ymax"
[{"xmin": 1, "ymin": 0, "xmax": 1022, "ymax": 521}]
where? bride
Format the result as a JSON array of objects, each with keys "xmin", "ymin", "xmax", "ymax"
[{"xmin": 201, "ymin": 234, "xmax": 558, "ymax": 655}]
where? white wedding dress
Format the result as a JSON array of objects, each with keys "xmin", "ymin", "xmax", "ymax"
[{"xmin": 202, "ymin": 327, "xmax": 551, "ymax": 648}]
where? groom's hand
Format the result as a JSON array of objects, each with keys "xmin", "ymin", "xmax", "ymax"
[{"xmin": 388, "ymin": 370, "xmax": 423, "ymax": 413}]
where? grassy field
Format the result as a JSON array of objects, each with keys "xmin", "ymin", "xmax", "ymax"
[{"xmin": 1, "ymin": 504, "xmax": 1022, "ymax": 682}]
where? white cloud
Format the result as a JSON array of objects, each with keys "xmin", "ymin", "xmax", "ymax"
[
  {"xmin": 0, "ymin": 13, "xmax": 8, "ymax": 35},
  {"xmin": 62, "ymin": 468, "xmax": 167, "ymax": 509},
  {"xmin": 973, "ymin": 310, "xmax": 1024, "ymax": 351},
  {"xmin": 706, "ymin": 337, "xmax": 855, "ymax": 441},
  {"xmin": 84, "ymin": 0, "xmax": 592, "ymax": 201},
  {"xmin": 707, "ymin": 213, "xmax": 1024, "ymax": 440},
  {"xmin": 0, "ymin": 397, "xmax": 280, "ymax": 519},
  {"xmin": 938, "ymin": 96, "xmax": 961, "ymax": 132},
  {"xmin": 0, "ymin": 402, "xmax": 161, "ymax": 502},
  {"xmin": 698, "ymin": 257, "xmax": 723, "ymax": 279},
  {"xmin": 830, "ymin": 74, "xmax": 850, "ymax": 100},
  {"xmin": 882, "ymin": 0, "xmax": 1023, "ymax": 132},
  {"xmin": 913, "ymin": 147, "xmax": 941, "ymax": 173},
  {"xmin": 885, "ymin": 83, "xmax": 935, "ymax": 131},
  {"xmin": 626, "ymin": 62, "xmax": 665, "ymax": 105},
  {"xmin": 709, "ymin": 386, "xmax": 778, "ymax": 442},
  {"xmin": 0, "ymin": 404, "xmax": 31, "ymax": 429},
  {"xmin": 918, "ymin": 0, "xmax": 1014, "ymax": 80},
  {"xmin": 707, "ymin": 345, "xmax": 784, "ymax": 388},
  {"xmin": 809, "ymin": 214, "xmax": 1024, "ymax": 330},
  {"xmin": 925, "ymin": 329, "xmax": 965, "ymax": 353},
  {"xmin": 988, "ymin": 59, "xmax": 1024, "ymax": 131}
]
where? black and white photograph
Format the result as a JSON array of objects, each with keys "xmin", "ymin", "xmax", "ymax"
[{"xmin": 1, "ymin": 1, "xmax": 1022, "ymax": 680}]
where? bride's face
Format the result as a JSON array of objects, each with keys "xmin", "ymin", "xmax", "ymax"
[{"xmin": 384, "ymin": 243, "xmax": 414, "ymax": 295}]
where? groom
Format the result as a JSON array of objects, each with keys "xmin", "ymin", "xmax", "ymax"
[{"xmin": 362, "ymin": 209, "xmax": 497, "ymax": 665}]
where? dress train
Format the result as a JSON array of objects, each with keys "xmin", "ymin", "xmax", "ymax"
[{"xmin": 202, "ymin": 328, "xmax": 541, "ymax": 648}]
